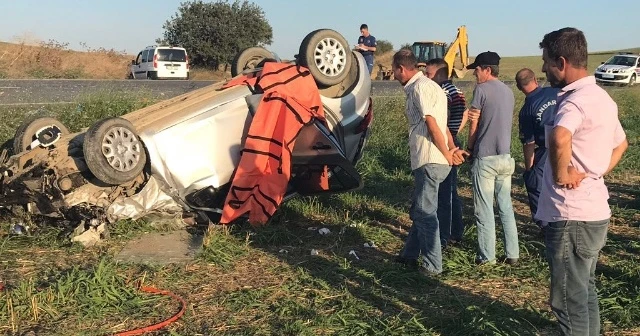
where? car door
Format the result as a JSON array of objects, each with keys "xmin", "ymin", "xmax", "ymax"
[
  {"xmin": 132, "ymin": 52, "xmax": 144, "ymax": 79},
  {"xmin": 142, "ymin": 49, "xmax": 153, "ymax": 76}
]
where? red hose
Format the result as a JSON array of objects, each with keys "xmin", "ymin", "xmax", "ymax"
[
  {"xmin": 113, "ymin": 285, "xmax": 186, "ymax": 336},
  {"xmin": 0, "ymin": 281, "xmax": 184, "ymax": 335}
]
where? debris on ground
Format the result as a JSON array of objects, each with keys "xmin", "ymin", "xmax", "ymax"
[
  {"xmin": 318, "ymin": 227, "xmax": 331, "ymax": 235},
  {"xmin": 70, "ymin": 220, "xmax": 107, "ymax": 247},
  {"xmin": 363, "ymin": 241, "xmax": 377, "ymax": 248},
  {"xmin": 348, "ymin": 250, "xmax": 360, "ymax": 260}
]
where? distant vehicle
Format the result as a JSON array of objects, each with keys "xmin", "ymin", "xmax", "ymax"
[
  {"xmin": 377, "ymin": 25, "xmax": 470, "ymax": 80},
  {"xmin": 594, "ymin": 52, "xmax": 640, "ymax": 86},
  {"xmin": 128, "ymin": 45, "xmax": 190, "ymax": 80}
]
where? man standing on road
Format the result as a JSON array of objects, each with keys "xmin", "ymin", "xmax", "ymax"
[
  {"xmin": 392, "ymin": 49, "xmax": 455, "ymax": 276},
  {"xmin": 515, "ymin": 68, "xmax": 560, "ymax": 230},
  {"xmin": 457, "ymin": 51, "xmax": 520, "ymax": 266},
  {"xmin": 356, "ymin": 24, "xmax": 377, "ymax": 75},
  {"xmin": 537, "ymin": 27, "xmax": 628, "ymax": 336},
  {"xmin": 424, "ymin": 58, "xmax": 468, "ymax": 247}
]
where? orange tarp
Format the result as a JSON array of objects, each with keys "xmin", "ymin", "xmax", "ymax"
[{"xmin": 219, "ymin": 62, "xmax": 329, "ymax": 226}]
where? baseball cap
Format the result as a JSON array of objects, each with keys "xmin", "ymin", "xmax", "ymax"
[{"xmin": 466, "ymin": 51, "xmax": 501, "ymax": 69}]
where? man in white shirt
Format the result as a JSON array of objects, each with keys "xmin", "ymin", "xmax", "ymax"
[{"xmin": 392, "ymin": 48, "xmax": 455, "ymax": 275}]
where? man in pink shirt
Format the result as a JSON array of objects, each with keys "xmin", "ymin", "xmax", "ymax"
[{"xmin": 536, "ymin": 27, "xmax": 628, "ymax": 336}]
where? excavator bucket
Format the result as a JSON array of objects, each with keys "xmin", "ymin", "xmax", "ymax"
[{"xmin": 453, "ymin": 68, "xmax": 468, "ymax": 79}]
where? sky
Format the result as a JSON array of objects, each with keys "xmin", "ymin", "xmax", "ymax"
[{"xmin": 2, "ymin": 0, "xmax": 639, "ymax": 60}]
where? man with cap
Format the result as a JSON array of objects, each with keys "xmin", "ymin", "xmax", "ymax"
[{"xmin": 454, "ymin": 51, "xmax": 520, "ymax": 266}]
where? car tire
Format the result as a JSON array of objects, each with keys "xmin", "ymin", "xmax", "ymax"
[
  {"xmin": 83, "ymin": 117, "xmax": 147, "ymax": 185},
  {"xmin": 629, "ymin": 74, "xmax": 636, "ymax": 87},
  {"xmin": 298, "ymin": 29, "xmax": 352, "ymax": 87},
  {"xmin": 13, "ymin": 116, "xmax": 70, "ymax": 154},
  {"xmin": 231, "ymin": 47, "xmax": 275, "ymax": 77}
]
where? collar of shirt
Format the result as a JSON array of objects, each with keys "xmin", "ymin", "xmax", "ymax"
[
  {"xmin": 403, "ymin": 71, "xmax": 424, "ymax": 93},
  {"xmin": 525, "ymin": 86, "xmax": 542, "ymax": 100},
  {"xmin": 560, "ymin": 75, "xmax": 595, "ymax": 94}
]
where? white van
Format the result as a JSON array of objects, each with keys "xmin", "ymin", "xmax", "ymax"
[{"xmin": 128, "ymin": 45, "xmax": 190, "ymax": 80}]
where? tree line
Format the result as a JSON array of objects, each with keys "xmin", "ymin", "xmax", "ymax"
[{"xmin": 157, "ymin": 0, "xmax": 401, "ymax": 70}]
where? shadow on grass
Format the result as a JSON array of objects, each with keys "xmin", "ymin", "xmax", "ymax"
[{"xmin": 222, "ymin": 210, "xmax": 556, "ymax": 336}]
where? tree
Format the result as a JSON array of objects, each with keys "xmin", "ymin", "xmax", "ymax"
[
  {"xmin": 374, "ymin": 39, "xmax": 394, "ymax": 55},
  {"xmin": 159, "ymin": 0, "xmax": 273, "ymax": 70},
  {"xmin": 400, "ymin": 43, "xmax": 412, "ymax": 50}
]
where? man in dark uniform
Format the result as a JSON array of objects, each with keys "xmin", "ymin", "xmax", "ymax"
[
  {"xmin": 515, "ymin": 68, "xmax": 560, "ymax": 229},
  {"xmin": 356, "ymin": 24, "xmax": 377, "ymax": 75}
]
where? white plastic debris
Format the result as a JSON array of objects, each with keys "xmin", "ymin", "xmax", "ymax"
[
  {"xmin": 349, "ymin": 250, "xmax": 360, "ymax": 260},
  {"xmin": 307, "ymin": 227, "xmax": 318, "ymax": 231},
  {"xmin": 71, "ymin": 223, "xmax": 106, "ymax": 247},
  {"xmin": 310, "ymin": 249, "xmax": 319, "ymax": 256},
  {"xmin": 10, "ymin": 222, "xmax": 25, "ymax": 235},
  {"xmin": 279, "ymin": 249, "xmax": 289, "ymax": 254},
  {"xmin": 363, "ymin": 241, "xmax": 378, "ymax": 248},
  {"xmin": 318, "ymin": 228, "xmax": 331, "ymax": 235}
]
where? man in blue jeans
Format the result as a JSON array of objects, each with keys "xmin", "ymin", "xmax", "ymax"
[
  {"xmin": 537, "ymin": 27, "xmax": 628, "ymax": 336},
  {"xmin": 424, "ymin": 58, "xmax": 469, "ymax": 247},
  {"xmin": 456, "ymin": 51, "xmax": 520, "ymax": 265},
  {"xmin": 515, "ymin": 68, "xmax": 560, "ymax": 230},
  {"xmin": 391, "ymin": 49, "xmax": 454, "ymax": 275}
]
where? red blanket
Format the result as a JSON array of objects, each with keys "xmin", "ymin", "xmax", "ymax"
[{"xmin": 219, "ymin": 62, "xmax": 329, "ymax": 226}]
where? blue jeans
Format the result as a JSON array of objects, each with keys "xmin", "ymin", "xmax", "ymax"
[
  {"xmin": 399, "ymin": 163, "xmax": 451, "ymax": 274},
  {"xmin": 471, "ymin": 154, "xmax": 519, "ymax": 262},
  {"xmin": 364, "ymin": 55, "xmax": 374, "ymax": 74},
  {"xmin": 523, "ymin": 147, "xmax": 547, "ymax": 228},
  {"xmin": 437, "ymin": 165, "xmax": 464, "ymax": 245},
  {"xmin": 544, "ymin": 219, "xmax": 609, "ymax": 336}
]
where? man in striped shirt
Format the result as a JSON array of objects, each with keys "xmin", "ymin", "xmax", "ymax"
[
  {"xmin": 425, "ymin": 58, "xmax": 469, "ymax": 247},
  {"xmin": 392, "ymin": 49, "xmax": 455, "ymax": 276}
]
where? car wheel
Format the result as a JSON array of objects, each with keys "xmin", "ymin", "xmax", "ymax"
[
  {"xmin": 13, "ymin": 116, "xmax": 70, "ymax": 154},
  {"xmin": 231, "ymin": 47, "xmax": 275, "ymax": 77},
  {"xmin": 629, "ymin": 74, "xmax": 636, "ymax": 87},
  {"xmin": 298, "ymin": 29, "xmax": 352, "ymax": 87},
  {"xmin": 83, "ymin": 117, "xmax": 147, "ymax": 185}
]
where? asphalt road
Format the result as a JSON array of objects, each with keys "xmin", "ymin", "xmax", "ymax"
[{"xmin": 0, "ymin": 78, "xmax": 488, "ymax": 105}]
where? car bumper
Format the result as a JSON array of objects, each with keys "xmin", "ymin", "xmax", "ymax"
[{"xmin": 595, "ymin": 73, "xmax": 634, "ymax": 84}]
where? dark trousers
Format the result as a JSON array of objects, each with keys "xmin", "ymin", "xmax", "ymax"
[{"xmin": 523, "ymin": 148, "xmax": 547, "ymax": 227}]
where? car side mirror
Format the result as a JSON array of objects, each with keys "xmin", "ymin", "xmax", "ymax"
[{"xmin": 600, "ymin": 62, "xmax": 605, "ymax": 64}]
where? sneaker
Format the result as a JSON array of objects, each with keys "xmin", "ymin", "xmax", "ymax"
[
  {"xmin": 394, "ymin": 255, "xmax": 418, "ymax": 270},
  {"xmin": 475, "ymin": 258, "xmax": 497, "ymax": 266},
  {"xmin": 498, "ymin": 256, "xmax": 519, "ymax": 265},
  {"xmin": 418, "ymin": 266, "xmax": 442, "ymax": 277}
]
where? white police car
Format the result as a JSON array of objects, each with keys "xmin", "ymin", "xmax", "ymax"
[{"xmin": 594, "ymin": 52, "xmax": 640, "ymax": 86}]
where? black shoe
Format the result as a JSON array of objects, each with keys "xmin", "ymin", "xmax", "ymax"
[
  {"xmin": 498, "ymin": 256, "xmax": 519, "ymax": 265},
  {"xmin": 395, "ymin": 255, "xmax": 418, "ymax": 270}
]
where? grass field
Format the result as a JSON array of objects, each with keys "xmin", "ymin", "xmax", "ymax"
[
  {"xmin": 0, "ymin": 82, "xmax": 638, "ymax": 335},
  {"xmin": 0, "ymin": 40, "xmax": 226, "ymax": 81}
]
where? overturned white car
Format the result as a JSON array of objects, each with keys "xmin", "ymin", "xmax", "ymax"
[{"xmin": 0, "ymin": 29, "xmax": 373, "ymax": 228}]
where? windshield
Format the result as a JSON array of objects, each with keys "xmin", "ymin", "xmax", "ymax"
[
  {"xmin": 604, "ymin": 56, "xmax": 636, "ymax": 66},
  {"xmin": 157, "ymin": 49, "xmax": 187, "ymax": 62}
]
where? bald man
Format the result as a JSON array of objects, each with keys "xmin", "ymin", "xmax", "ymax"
[{"xmin": 515, "ymin": 68, "xmax": 560, "ymax": 229}]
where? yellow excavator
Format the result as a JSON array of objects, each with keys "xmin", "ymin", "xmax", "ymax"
[{"xmin": 377, "ymin": 25, "xmax": 469, "ymax": 80}]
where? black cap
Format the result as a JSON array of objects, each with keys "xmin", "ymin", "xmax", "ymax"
[{"xmin": 466, "ymin": 51, "xmax": 501, "ymax": 69}]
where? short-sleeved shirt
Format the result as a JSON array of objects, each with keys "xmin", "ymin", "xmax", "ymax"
[
  {"xmin": 357, "ymin": 34, "xmax": 376, "ymax": 59},
  {"xmin": 403, "ymin": 71, "xmax": 450, "ymax": 169},
  {"xmin": 535, "ymin": 76, "xmax": 627, "ymax": 223},
  {"xmin": 440, "ymin": 80, "xmax": 466, "ymax": 136},
  {"xmin": 469, "ymin": 79, "xmax": 515, "ymax": 158},
  {"xmin": 518, "ymin": 86, "xmax": 560, "ymax": 148}
]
